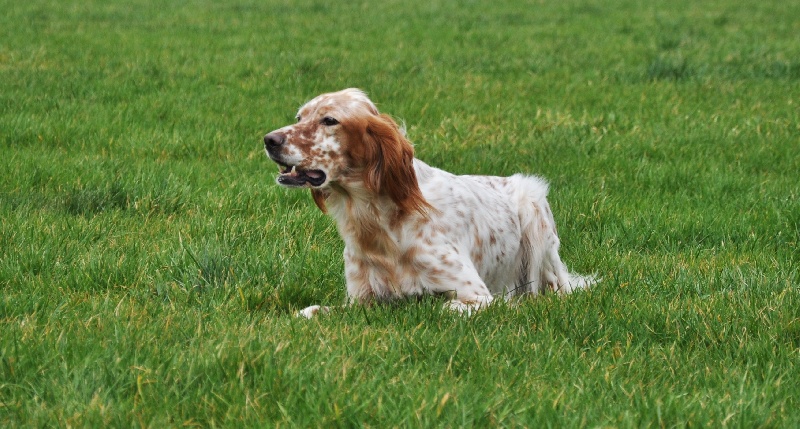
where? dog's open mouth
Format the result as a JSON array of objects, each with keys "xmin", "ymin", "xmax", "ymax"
[{"xmin": 277, "ymin": 164, "xmax": 327, "ymax": 187}]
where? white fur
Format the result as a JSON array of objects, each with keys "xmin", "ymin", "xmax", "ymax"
[
  {"xmin": 264, "ymin": 89, "xmax": 596, "ymax": 318},
  {"xmin": 321, "ymin": 160, "xmax": 595, "ymax": 315}
]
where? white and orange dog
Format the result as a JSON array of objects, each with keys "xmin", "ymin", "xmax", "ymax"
[{"xmin": 264, "ymin": 89, "xmax": 595, "ymax": 318}]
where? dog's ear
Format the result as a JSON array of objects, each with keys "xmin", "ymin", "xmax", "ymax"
[
  {"xmin": 310, "ymin": 189, "xmax": 328, "ymax": 213},
  {"xmin": 362, "ymin": 114, "xmax": 431, "ymax": 216}
]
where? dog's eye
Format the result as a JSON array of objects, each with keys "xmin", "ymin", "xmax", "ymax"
[
  {"xmin": 295, "ymin": 115, "xmax": 301, "ymax": 122},
  {"xmin": 320, "ymin": 116, "xmax": 339, "ymax": 126}
]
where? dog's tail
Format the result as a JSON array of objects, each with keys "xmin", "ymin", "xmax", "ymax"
[{"xmin": 512, "ymin": 174, "xmax": 598, "ymax": 295}]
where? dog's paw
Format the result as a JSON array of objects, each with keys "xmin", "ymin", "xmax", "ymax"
[
  {"xmin": 555, "ymin": 274, "xmax": 600, "ymax": 294},
  {"xmin": 297, "ymin": 305, "xmax": 330, "ymax": 319},
  {"xmin": 445, "ymin": 296, "xmax": 492, "ymax": 316}
]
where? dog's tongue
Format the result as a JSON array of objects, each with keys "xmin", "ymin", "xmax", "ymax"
[{"xmin": 305, "ymin": 170, "xmax": 324, "ymax": 179}]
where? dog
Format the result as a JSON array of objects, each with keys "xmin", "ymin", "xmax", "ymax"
[{"xmin": 264, "ymin": 89, "xmax": 595, "ymax": 318}]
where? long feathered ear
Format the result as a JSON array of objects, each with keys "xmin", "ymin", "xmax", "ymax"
[{"xmin": 362, "ymin": 114, "xmax": 431, "ymax": 216}]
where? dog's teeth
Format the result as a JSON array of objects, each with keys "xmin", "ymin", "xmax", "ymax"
[{"xmin": 291, "ymin": 165, "xmax": 297, "ymax": 175}]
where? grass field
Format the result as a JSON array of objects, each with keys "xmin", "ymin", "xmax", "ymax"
[{"xmin": 1, "ymin": 0, "xmax": 799, "ymax": 426}]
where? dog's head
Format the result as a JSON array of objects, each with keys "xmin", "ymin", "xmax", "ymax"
[{"xmin": 264, "ymin": 88, "xmax": 428, "ymax": 215}]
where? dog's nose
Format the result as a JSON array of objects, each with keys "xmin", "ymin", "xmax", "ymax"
[{"xmin": 264, "ymin": 132, "xmax": 285, "ymax": 151}]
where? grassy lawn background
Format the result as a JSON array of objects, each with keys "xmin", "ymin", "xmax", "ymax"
[{"xmin": 1, "ymin": 0, "xmax": 798, "ymax": 426}]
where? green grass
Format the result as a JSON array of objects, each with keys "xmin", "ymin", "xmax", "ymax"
[{"xmin": 1, "ymin": 0, "xmax": 799, "ymax": 426}]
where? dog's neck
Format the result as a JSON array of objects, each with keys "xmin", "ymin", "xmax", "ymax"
[{"xmin": 325, "ymin": 182, "xmax": 405, "ymax": 256}]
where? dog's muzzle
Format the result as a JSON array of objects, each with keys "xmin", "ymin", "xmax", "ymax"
[{"xmin": 263, "ymin": 132, "xmax": 327, "ymax": 187}]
